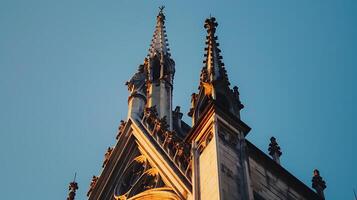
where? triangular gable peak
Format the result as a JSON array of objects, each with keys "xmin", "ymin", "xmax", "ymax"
[{"xmin": 88, "ymin": 117, "xmax": 192, "ymax": 200}]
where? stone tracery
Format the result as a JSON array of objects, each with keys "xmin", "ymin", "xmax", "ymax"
[{"xmin": 114, "ymin": 155, "xmax": 170, "ymax": 200}]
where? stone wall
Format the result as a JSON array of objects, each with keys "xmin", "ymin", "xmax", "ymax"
[
  {"xmin": 249, "ymin": 157, "xmax": 307, "ymax": 200},
  {"xmin": 218, "ymin": 138, "xmax": 242, "ymax": 200},
  {"xmin": 199, "ymin": 135, "xmax": 220, "ymax": 200}
]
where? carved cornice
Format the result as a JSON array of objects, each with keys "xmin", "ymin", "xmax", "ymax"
[
  {"xmin": 130, "ymin": 118, "xmax": 192, "ymax": 199},
  {"xmin": 141, "ymin": 106, "xmax": 192, "ymax": 180}
]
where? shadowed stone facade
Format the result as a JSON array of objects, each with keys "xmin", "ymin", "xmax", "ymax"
[{"xmin": 66, "ymin": 7, "xmax": 327, "ymax": 200}]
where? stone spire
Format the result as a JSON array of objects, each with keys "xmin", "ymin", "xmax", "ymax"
[
  {"xmin": 312, "ymin": 169, "xmax": 327, "ymax": 200},
  {"xmin": 66, "ymin": 174, "xmax": 78, "ymax": 200},
  {"xmin": 126, "ymin": 6, "xmax": 175, "ymax": 123},
  {"xmin": 189, "ymin": 17, "xmax": 243, "ymax": 124},
  {"xmin": 268, "ymin": 137, "xmax": 282, "ymax": 164},
  {"xmin": 200, "ymin": 17, "xmax": 230, "ymax": 95},
  {"xmin": 146, "ymin": 6, "xmax": 175, "ymax": 130},
  {"xmin": 148, "ymin": 6, "xmax": 171, "ymax": 58}
]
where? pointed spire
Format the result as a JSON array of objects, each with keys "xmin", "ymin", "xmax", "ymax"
[
  {"xmin": 66, "ymin": 173, "xmax": 78, "ymax": 200},
  {"xmin": 145, "ymin": 6, "xmax": 175, "ymax": 129},
  {"xmin": 268, "ymin": 137, "xmax": 282, "ymax": 164},
  {"xmin": 201, "ymin": 17, "xmax": 230, "ymax": 86},
  {"xmin": 312, "ymin": 169, "xmax": 327, "ymax": 200},
  {"xmin": 148, "ymin": 6, "xmax": 171, "ymax": 58},
  {"xmin": 190, "ymin": 16, "xmax": 244, "ymax": 124}
]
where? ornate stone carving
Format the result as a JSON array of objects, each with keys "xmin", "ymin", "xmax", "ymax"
[
  {"xmin": 87, "ymin": 175, "xmax": 98, "ymax": 197},
  {"xmin": 268, "ymin": 137, "xmax": 282, "ymax": 164},
  {"xmin": 126, "ymin": 64, "xmax": 147, "ymax": 98},
  {"xmin": 141, "ymin": 105, "xmax": 192, "ymax": 177},
  {"xmin": 114, "ymin": 154, "xmax": 169, "ymax": 200},
  {"xmin": 67, "ymin": 180, "xmax": 78, "ymax": 200},
  {"xmin": 312, "ymin": 169, "xmax": 326, "ymax": 200},
  {"xmin": 144, "ymin": 106, "xmax": 159, "ymax": 123},
  {"xmin": 102, "ymin": 147, "xmax": 113, "ymax": 168},
  {"xmin": 233, "ymin": 86, "xmax": 244, "ymax": 110},
  {"xmin": 116, "ymin": 120, "xmax": 127, "ymax": 140}
]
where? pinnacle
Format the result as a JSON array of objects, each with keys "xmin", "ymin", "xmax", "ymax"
[
  {"xmin": 200, "ymin": 17, "xmax": 230, "ymax": 86},
  {"xmin": 148, "ymin": 7, "xmax": 171, "ymax": 58}
]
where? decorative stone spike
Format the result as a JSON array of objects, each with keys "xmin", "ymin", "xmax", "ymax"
[
  {"xmin": 268, "ymin": 137, "xmax": 282, "ymax": 164},
  {"xmin": 116, "ymin": 120, "xmax": 127, "ymax": 140},
  {"xmin": 233, "ymin": 86, "xmax": 244, "ymax": 110},
  {"xmin": 102, "ymin": 147, "xmax": 113, "ymax": 168},
  {"xmin": 148, "ymin": 6, "xmax": 171, "ymax": 58},
  {"xmin": 66, "ymin": 177, "xmax": 78, "ymax": 200},
  {"xmin": 87, "ymin": 175, "xmax": 99, "ymax": 197},
  {"xmin": 312, "ymin": 169, "xmax": 327, "ymax": 200},
  {"xmin": 199, "ymin": 16, "xmax": 230, "ymax": 87}
]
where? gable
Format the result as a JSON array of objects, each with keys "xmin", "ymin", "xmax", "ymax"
[{"xmin": 88, "ymin": 118, "xmax": 192, "ymax": 200}]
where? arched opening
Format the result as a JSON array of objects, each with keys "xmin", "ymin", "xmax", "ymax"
[{"xmin": 151, "ymin": 57, "xmax": 161, "ymax": 81}]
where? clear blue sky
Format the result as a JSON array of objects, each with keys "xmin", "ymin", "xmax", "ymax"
[{"xmin": 0, "ymin": 0, "xmax": 356, "ymax": 199}]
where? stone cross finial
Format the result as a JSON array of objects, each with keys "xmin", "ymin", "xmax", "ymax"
[
  {"xmin": 312, "ymin": 169, "xmax": 327, "ymax": 200},
  {"xmin": 159, "ymin": 5, "xmax": 165, "ymax": 13},
  {"xmin": 268, "ymin": 137, "xmax": 282, "ymax": 164},
  {"xmin": 66, "ymin": 175, "xmax": 78, "ymax": 200}
]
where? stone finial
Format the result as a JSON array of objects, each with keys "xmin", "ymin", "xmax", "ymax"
[
  {"xmin": 204, "ymin": 16, "xmax": 218, "ymax": 34},
  {"xmin": 233, "ymin": 86, "xmax": 244, "ymax": 110},
  {"xmin": 148, "ymin": 5, "xmax": 171, "ymax": 58},
  {"xmin": 157, "ymin": 5, "xmax": 165, "ymax": 22},
  {"xmin": 116, "ymin": 120, "xmax": 127, "ymax": 140},
  {"xmin": 188, "ymin": 93, "xmax": 197, "ymax": 117},
  {"xmin": 268, "ymin": 137, "xmax": 282, "ymax": 164},
  {"xmin": 87, "ymin": 175, "xmax": 99, "ymax": 197},
  {"xmin": 102, "ymin": 147, "xmax": 113, "ymax": 168},
  {"xmin": 159, "ymin": 5, "xmax": 165, "ymax": 14},
  {"xmin": 66, "ymin": 174, "xmax": 78, "ymax": 200},
  {"xmin": 312, "ymin": 169, "xmax": 327, "ymax": 200},
  {"xmin": 173, "ymin": 106, "xmax": 183, "ymax": 128},
  {"xmin": 173, "ymin": 106, "xmax": 182, "ymax": 117},
  {"xmin": 200, "ymin": 16, "xmax": 230, "ymax": 86}
]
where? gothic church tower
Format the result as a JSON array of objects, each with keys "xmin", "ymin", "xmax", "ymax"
[{"xmin": 68, "ymin": 8, "xmax": 327, "ymax": 200}]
